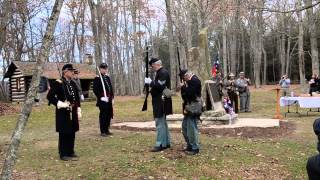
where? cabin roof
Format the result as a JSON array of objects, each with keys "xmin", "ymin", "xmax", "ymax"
[{"xmin": 4, "ymin": 61, "xmax": 96, "ymax": 79}]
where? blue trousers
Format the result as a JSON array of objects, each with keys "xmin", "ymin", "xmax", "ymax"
[
  {"xmin": 155, "ymin": 115, "xmax": 170, "ymax": 147},
  {"xmin": 182, "ymin": 115, "xmax": 199, "ymax": 150}
]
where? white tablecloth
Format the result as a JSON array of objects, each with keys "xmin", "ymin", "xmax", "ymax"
[{"xmin": 280, "ymin": 97, "xmax": 320, "ymax": 108}]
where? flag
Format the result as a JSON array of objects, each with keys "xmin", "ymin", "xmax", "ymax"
[{"xmin": 211, "ymin": 60, "xmax": 220, "ymax": 77}]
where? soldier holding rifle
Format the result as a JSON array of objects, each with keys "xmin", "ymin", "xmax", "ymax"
[
  {"xmin": 93, "ymin": 63, "xmax": 114, "ymax": 137},
  {"xmin": 144, "ymin": 57, "xmax": 173, "ymax": 152}
]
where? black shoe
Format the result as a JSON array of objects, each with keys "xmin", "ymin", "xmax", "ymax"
[
  {"xmin": 186, "ymin": 149, "xmax": 199, "ymax": 155},
  {"xmin": 106, "ymin": 131, "xmax": 113, "ymax": 135},
  {"xmin": 150, "ymin": 146, "xmax": 164, "ymax": 152},
  {"xmin": 163, "ymin": 145, "xmax": 171, "ymax": 149},
  {"xmin": 183, "ymin": 146, "xmax": 192, "ymax": 152},
  {"xmin": 245, "ymin": 110, "xmax": 251, "ymax": 113},
  {"xmin": 60, "ymin": 156, "xmax": 72, "ymax": 161},
  {"xmin": 101, "ymin": 133, "xmax": 108, "ymax": 137},
  {"xmin": 70, "ymin": 153, "xmax": 79, "ymax": 158}
]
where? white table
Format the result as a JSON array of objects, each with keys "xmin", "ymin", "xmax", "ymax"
[{"xmin": 280, "ymin": 97, "xmax": 320, "ymax": 116}]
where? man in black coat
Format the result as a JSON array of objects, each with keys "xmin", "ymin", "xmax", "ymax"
[
  {"xmin": 93, "ymin": 63, "xmax": 114, "ymax": 137},
  {"xmin": 180, "ymin": 69, "xmax": 201, "ymax": 155},
  {"xmin": 307, "ymin": 118, "xmax": 320, "ymax": 179},
  {"xmin": 47, "ymin": 64, "xmax": 81, "ymax": 161},
  {"xmin": 144, "ymin": 57, "xmax": 173, "ymax": 152}
]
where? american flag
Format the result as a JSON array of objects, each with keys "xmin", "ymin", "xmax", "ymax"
[{"xmin": 211, "ymin": 55, "xmax": 220, "ymax": 77}]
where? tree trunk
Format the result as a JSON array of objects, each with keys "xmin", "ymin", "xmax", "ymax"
[
  {"xmin": 286, "ymin": 31, "xmax": 291, "ymax": 76},
  {"xmin": 165, "ymin": 0, "xmax": 177, "ymax": 90},
  {"xmin": 0, "ymin": 1, "xmax": 13, "ymax": 53},
  {"xmin": 230, "ymin": 0, "xmax": 241, "ymax": 74},
  {"xmin": 305, "ymin": 0, "xmax": 319, "ymax": 75},
  {"xmin": 262, "ymin": 43, "xmax": 267, "ymax": 85},
  {"xmin": 250, "ymin": 0, "xmax": 263, "ymax": 88},
  {"xmin": 131, "ymin": 0, "xmax": 140, "ymax": 95},
  {"xmin": 297, "ymin": 0, "xmax": 305, "ymax": 85},
  {"xmin": 222, "ymin": 16, "xmax": 228, "ymax": 76},
  {"xmin": 0, "ymin": 0, "xmax": 63, "ymax": 179},
  {"xmin": 242, "ymin": 25, "xmax": 246, "ymax": 72},
  {"xmin": 88, "ymin": 0, "xmax": 103, "ymax": 65}
]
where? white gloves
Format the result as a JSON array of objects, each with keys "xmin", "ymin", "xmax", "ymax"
[
  {"xmin": 77, "ymin": 107, "xmax": 82, "ymax": 119},
  {"xmin": 100, "ymin": 97, "xmax": 109, "ymax": 103},
  {"xmin": 144, "ymin": 77, "xmax": 152, "ymax": 84},
  {"xmin": 57, "ymin": 101, "xmax": 70, "ymax": 109},
  {"xmin": 80, "ymin": 94, "xmax": 85, "ymax": 101}
]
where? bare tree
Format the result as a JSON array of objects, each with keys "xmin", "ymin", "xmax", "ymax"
[
  {"xmin": 1, "ymin": 0, "xmax": 64, "ymax": 179},
  {"xmin": 165, "ymin": 0, "xmax": 177, "ymax": 90},
  {"xmin": 304, "ymin": 0, "xmax": 319, "ymax": 75},
  {"xmin": 88, "ymin": 0, "xmax": 103, "ymax": 65},
  {"xmin": 296, "ymin": 0, "xmax": 305, "ymax": 85}
]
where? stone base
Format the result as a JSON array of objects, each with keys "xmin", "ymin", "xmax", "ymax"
[
  {"xmin": 166, "ymin": 112, "xmax": 238, "ymax": 125},
  {"xmin": 201, "ymin": 114, "xmax": 238, "ymax": 125}
]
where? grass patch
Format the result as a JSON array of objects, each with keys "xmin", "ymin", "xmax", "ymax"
[{"xmin": 0, "ymin": 86, "xmax": 318, "ymax": 179}]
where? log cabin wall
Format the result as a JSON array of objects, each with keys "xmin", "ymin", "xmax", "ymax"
[{"xmin": 9, "ymin": 69, "xmax": 26, "ymax": 103}]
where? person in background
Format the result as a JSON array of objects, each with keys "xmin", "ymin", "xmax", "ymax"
[
  {"xmin": 279, "ymin": 74, "xmax": 291, "ymax": 97},
  {"xmin": 236, "ymin": 72, "xmax": 251, "ymax": 113},
  {"xmin": 73, "ymin": 70, "xmax": 84, "ymax": 101},
  {"xmin": 309, "ymin": 74, "xmax": 319, "ymax": 96},
  {"xmin": 306, "ymin": 118, "xmax": 320, "ymax": 179},
  {"xmin": 224, "ymin": 73, "xmax": 239, "ymax": 113}
]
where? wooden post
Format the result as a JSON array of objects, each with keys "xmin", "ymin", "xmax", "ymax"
[{"xmin": 273, "ymin": 88, "xmax": 283, "ymax": 119}]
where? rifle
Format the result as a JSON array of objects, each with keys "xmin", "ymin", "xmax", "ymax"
[
  {"xmin": 141, "ymin": 46, "xmax": 149, "ymax": 111},
  {"xmin": 96, "ymin": 66, "xmax": 107, "ymax": 99}
]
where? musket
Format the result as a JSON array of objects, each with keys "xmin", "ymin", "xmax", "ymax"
[
  {"xmin": 96, "ymin": 66, "xmax": 107, "ymax": 99},
  {"xmin": 141, "ymin": 45, "xmax": 149, "ymax": 111},
  {"xmin": 177, "ymin": 46, "xmax": 183, "ymax": 83}
]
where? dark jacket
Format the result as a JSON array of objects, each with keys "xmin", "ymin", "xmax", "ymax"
[
  {"xmin": 310, "ymin": 78, "xmax": 319, "ymax": 95},
  {"xmin": 181, "ymin": 75, "xmax": 202, "ymax": 108},
  {"xmin": 47, "ymin": 78, "xmax": 80, "ymax": 133},
  {"xmin": 150, "ymin": 67, "xmax": 173, "ymax": 118},
  {"xmin": 93, "ymin": 74, "xmax": 114, "ymax": 118}
]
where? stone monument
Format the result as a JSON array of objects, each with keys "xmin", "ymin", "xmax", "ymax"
[{"xmin": 167, "ymin": 27, "xmax": 237, "ymax": 125}]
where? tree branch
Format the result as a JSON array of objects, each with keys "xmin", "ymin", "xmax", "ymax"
[{"xmin": 251, "ymin": 0, "xmax": 320, "ymax": 13}]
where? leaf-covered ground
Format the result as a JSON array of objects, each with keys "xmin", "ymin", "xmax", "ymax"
[{"xmin": 0, "ymin": 85, "xmax": 317, "ymax": 179}]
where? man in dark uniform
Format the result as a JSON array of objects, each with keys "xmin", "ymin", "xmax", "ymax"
[
  {"xmin": 307, "ymin": 118, "xmax": 320, "ymax": 179},
  {"xmin": 93, "ymin": 63, "xmax": 114, "ymax": 137},
  {"xmin": 47, "ymin": 64, "xmax": 81, "ymax": 161},
  {"xmin": 180, "ymin": 69, "xmax": 201, "ymax": 155},
  {"xmin": 144, "ymin": 57, "xmax": 173, "ymax": 152}
]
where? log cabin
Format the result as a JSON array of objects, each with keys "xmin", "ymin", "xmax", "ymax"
[{"xmin": 3, "ymin": 61, "xmax": 96, "ymax": 103}]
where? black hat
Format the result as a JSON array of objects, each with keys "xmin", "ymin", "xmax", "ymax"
[
  {"xmin": 313, "ymin": 118, "xmax": 320, "ymax": 136},
  {"xmin": 149, "ymin": 57, "xmax": 160, "ymax": 66},
  {"xmin": 62, "ymin": 64, "xmax": 76, "ymax": 71},
  {"xmin": 99, "ymin": 63, "xmax": 108, "ymax": 69},
  {"xmin": 179, "ymin": 69, "xmax": 188, "ymax": 77}
]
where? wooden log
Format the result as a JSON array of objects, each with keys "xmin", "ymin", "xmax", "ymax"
[
  {"xmin": 11, "ymin": 91, "xmax": 25, "ymax": 94},
  {"xmin": 13, "ymin": 71, "xmax": 22, "ymax": 76},
  {"xmin": 12, "ymin": 94, "xmax": 26, "ymax": 98}
]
